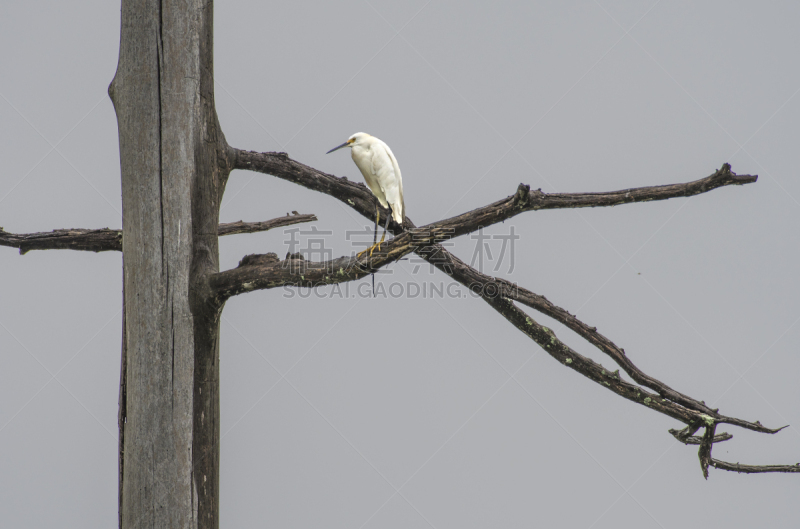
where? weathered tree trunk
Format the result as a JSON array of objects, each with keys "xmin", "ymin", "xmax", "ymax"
[{"xmin": 109, "ymin": 1, "xmax": 230, "ymax": 527}]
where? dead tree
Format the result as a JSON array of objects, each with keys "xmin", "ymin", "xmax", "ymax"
[{"xmin": 0, "ymin": 2, "xmax": 796, "ymax": 529}]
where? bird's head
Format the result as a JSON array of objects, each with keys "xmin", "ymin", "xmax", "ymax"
[{"xmin": 326, "ymin": 132, "xmax": 369, "ymax": 154}]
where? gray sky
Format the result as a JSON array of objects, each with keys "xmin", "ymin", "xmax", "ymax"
[{"xmin": 1, "ymin": 1, "xmax": 799, "ymax": 527}]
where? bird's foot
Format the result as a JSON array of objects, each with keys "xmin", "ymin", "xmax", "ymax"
[
  {"xmin": 371, "ymin": 233, "xmax": 388, "ymax": 257},
  {"xmin": 357, "ymin": 244, "xmax": 375, "ymax": 259},
  {"xmin": 357, "ymin": 240, "xmax": 385, "ymax": 259}
]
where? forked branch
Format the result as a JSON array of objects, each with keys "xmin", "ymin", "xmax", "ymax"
[{"xmin": 226, "ymin": 148, "xmax": 796, "ymax": 476}]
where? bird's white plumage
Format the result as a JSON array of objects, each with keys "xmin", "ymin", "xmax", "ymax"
[{"xmin": 348, "ymin": 133, "xmax": 404, "ymax": 224}]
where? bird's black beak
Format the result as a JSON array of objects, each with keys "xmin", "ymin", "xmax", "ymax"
[{"xmin": 326, "ymin": 141, "xmax": 349, "ymax": 154}]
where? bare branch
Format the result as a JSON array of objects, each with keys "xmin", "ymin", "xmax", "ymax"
[
  {"xmin": 523, "ymin": 163, "xmax": 756, "ymax": 210},
  {"xmin": 446, "ymin": 253, "xmax": 777, "ymax": 424},
  {"xmin": 0, "ymin": 227, "xmax": 123, "ymax": 254},
  {"xmin": 227, "ymin": 147, "xmax": 796, "ymax": 476},
  {"xmin": 0, "ymin": 213, "xmax": 316, "ymax": 254},
  {"xmin": 233, "ymin": 149, "xmax": 757, "ymax": 233},
  {"xmin": 217, "ymin": 213, "xmax": 317, "ymax": 236},
  {"xmin": 428, "ymin": 247, "xmax": 722, "ymax": 411},
  {"xmin": 420, "ymin": 248, "xmax": 785, "ymax": 435},
  {"xmin": 486, "ymin": 294, "xmax": 701, "ymax": 425},
  {"xmin": 709, "ymin": 459, "xmax": 800, "ymax": 474},
  {"xmin": 210, "ymin": 224, "xmax": 454, "ymax": 302},
  {"xmin": 414, "ymin": 245, "xmax": 794, "ymax": 480}
]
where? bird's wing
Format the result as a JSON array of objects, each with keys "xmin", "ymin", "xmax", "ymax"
[
  {"xmin": 352, "ymin": 147, "xmax": 387, "ymax": 208},
  {"xmin": 372, "ymin": 141, "xmax": 404, "ymax": 224}
]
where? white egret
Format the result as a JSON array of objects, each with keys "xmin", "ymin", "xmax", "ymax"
[{"xmin": 326, "ymin": 132, "xmax": 404, "ymax": 257}]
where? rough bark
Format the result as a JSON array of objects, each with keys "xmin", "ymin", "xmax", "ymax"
[{"xmin": 109, "ymin": 1, "xmax": 229, "ymax": 528}]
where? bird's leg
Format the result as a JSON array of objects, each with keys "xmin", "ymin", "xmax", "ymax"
[
  {"xmin": 373, "ymin": 206, "xmax": 379, "ymax": 248},
  {"xmin": 372, "ymin": 206, "xmax": 378, "ymax": 296},
  {"xmin": 370, "ymin": 207, "xmax": 392, "ymax": 297},
  {"xmin": 357, "ymin": 205, "xmax": 381, "ymax": 259},
  {"xmin": 370, "ymin": 208, "xmax": 392, "ymax": 256},
  {"xmin": 375, "ymin": 208, "xmax": 391, "ymax": 251}
]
